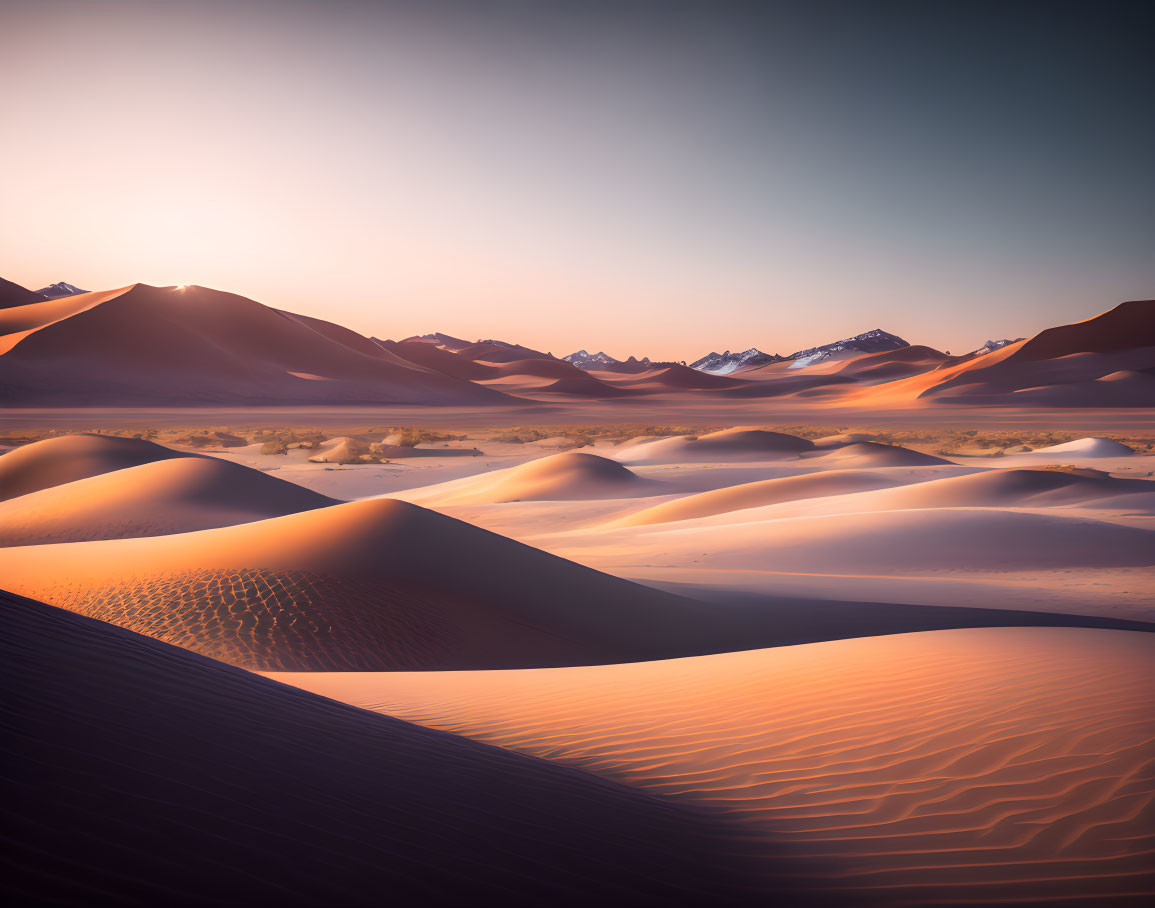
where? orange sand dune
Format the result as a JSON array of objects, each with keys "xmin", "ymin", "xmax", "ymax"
[
  {"xmin": 0, "ymin": 433, "xmax": 191, "ymax": 501},
  {"xmin": 612, "ymin": 468, "xmax": 935, "ymax": 526},
  {"xmin": 0, "ymin": 498, "xmax": 820, "ymax": 671},
  {"xmin": 274, "ymin": 627, "xmax": 1155, "ymax": 907},
  {"xmin": 406, "ymin": 451, "xmax": 660, "ymax": 505},
  {"xmin": 615, "ymin": 427, "xmax": 815, "ymax": 463},
  {"xmin": 0, "ymin": 456, "xmax": 335, "ymax": 546},
  {"xmin": 839, "ymin": 299, "xmax": 1155, "ymax": 408},
  {"xmin": 804, "ymin": 441, "xmax": 952, "ymax": 467},
  {"xmin": 1, "ymin": 589, "xmax": 753, "ymax": 907}
]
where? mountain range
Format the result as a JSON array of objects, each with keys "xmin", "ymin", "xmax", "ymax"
[{"xmin": 1, "ymin": 275, "xmax": 1150, "ymax": 408}]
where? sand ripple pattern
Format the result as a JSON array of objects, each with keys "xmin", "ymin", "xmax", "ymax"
[
  {"xmin": 39, "ymin": 568, "xmax": 462, "ymax": 670},
  {"xmin": 288, "ymin": 628, "xmax": 1155, "ymax": 906}
]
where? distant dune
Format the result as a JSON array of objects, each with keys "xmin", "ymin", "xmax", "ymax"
[
  {"xmin": 0, "ymin": 455, "xmax": 336, "ymax": 546},
  {"xmin": 408, "ymin": 451, "xmax": 659, "ymax": 504},
  {"xmin": 0, "ymin": 283, "xmax": 509, "ymax": 406},
  {"xmin": 615, "ymin": 428, "xmax": 815, "ymax": 463},
  {"xmin": 578, "ymin": 507, "xmax": 1155, "ymax": 574},
  {"xmin": 1028, "ymin": 436, "xmax": 1135, "ymax": 457},
  {"xmin": 277, "ymin": 627, "xmax": 1155, "ymax": 906},
  {"xmin": 805, "ymin": 440, "xmax": 953, "ymax": 467},
  {"xmin": 0, "ymin": 433, "xmax": 192, "ymax": 501},
  {"xmin": 1, "ymin": 590, "xmax": 752, "ymax": 907},
  {"xmin": 847, "ymin": 299, "xmax": 1155, "ymax": 407},
  {"xmin": 613, "ymin": 468, "xmax": 927, "ymax": 526}
]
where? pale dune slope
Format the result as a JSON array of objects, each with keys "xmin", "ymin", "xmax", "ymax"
[
  {"xmin": 273, "ymin": 627, "xmax": 1155, "ymax": 907},
  {"xmin": 0, "ymin": 455, "xmax": 336, "ymax": 546},
  {"xmin": 628, "ymin": 467, "xmax": 1155, "ymax": 527},
  {"xmin": 557, "ymin": 507, "xmax": 1155, "ymax": 574},
  {"xmin": 0, "ymin": 497, "xmax": 845, "ymax": 671},
  {"xmin": 0, "ymin": 590, "xmax": 753, "ymax": 907},
  {"xmin": 1028, "ymin": 436, "xmax": 1135, "ymax": 458},
  {"xmin": 0, "ymin": 433, "xmax": 192, "ymax": 501},
  {"xmin": 804, "ymin": 441, "xmax": 953, "ymax": 467},
  {"xmin": 403, "ymin": 451, "xmax": 660, "ymax": 504},
  {"xmin": 613, "ymin": 468, "xmax": 934, "ymax": 527},
  {"xmin": 614, "ymin": 427, "xmax": 815, "ymax": 464}
]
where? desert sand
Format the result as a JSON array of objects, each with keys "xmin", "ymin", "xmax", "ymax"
[
  {"xmin": 2, "ymin": 589, "xmax": 753, "ymax": 907},
  {"xmin": 2, "ymin": 355, "xmax": 1153, "ymax": 907},
  {"xmin": 271, "ymin": 626, "xmax": 1155, "ymax": 906}
]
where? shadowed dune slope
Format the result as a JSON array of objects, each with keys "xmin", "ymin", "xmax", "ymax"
[
  {"xmin": 0, "ymin": 456, "xmax": 336, "ymax": 546},
  {"xmin": 0, "ymin": 590, "xmax": 756, "ymax": 908},
  {"xmin": 806, "ymin": 441, "xmax": 952, "ymax": 467},
  {"xmin": 0, "ymin": 283, "xmax": 509, "ymax": 405},
  {"xmin": 274, "ymin": 627, "xmax": 1155, "ymax": 907},
  {"xmin": 376, "ymin": 338, "xmax": 498, "ymax": 380},
  {"xmin": 0, "ymin": 276, "xmax": 42, "ymax": 308},
  {"xmin": 613, "ymin": 469, "xmax": 929, "ymax": 526},
  {"xmin": 409, "ymin": 451, "xmax": 658, "ymax": 504},
  {"xmin": 0, "ymin": 498, "xmax": 844, "ymax": 671},
  {"xmin": 0, "ymin": 433, "xmax": 192, "ymax": 501},
  {"xmin": 615, "ymin": 427, "xmax": 815, "ymax": 463}
]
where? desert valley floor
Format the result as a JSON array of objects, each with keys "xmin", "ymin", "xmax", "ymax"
[{"xmin": 2, "ymin": 415, "xmax": 1153, "ymax": 907}]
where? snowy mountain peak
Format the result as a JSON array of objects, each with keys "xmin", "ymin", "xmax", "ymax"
[
  {"xmin": 563, "ymin": 350, "xmax": 620, "ymax": 369},
  {"xmin": 35, "ymin": 281, "xmax": 87, "ymax": 300},
  {"xmin": 971, "ymin": 338, "xmax": 1019, "ymax": 356},
  {"xmin": 786, "ymin": 329, "xmax": 908, "ymax": 369},
  {"xmin": 690, "ymin": 347, "xmax": 783, "ymax": 375}
]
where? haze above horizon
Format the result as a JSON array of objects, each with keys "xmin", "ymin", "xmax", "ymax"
[{"xmin": 2, "ymin": 0, "xmax": 1152, "ymax": 361}]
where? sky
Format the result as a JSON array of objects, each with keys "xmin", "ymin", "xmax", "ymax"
[{"xmin": 1, "ymin": 0, "xmax": 1152, "ymax": 360}]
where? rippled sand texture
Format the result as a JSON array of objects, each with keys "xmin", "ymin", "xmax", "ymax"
[
  {"xmin": 273, "ymin": 628, "xmax": 1155, "ymax": 906},
  {"xmin": 1, "ymin": 589, "xmax": 756, "ymax": 907}
]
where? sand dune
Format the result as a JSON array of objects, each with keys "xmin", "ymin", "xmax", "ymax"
[
  {"xmin": 0, "ymin": 276, "xmax": 43, "ymax": 308},
  {"xmin": 563, "ymin": 507, "xmax": 1155, "ymax": 574},
  {"xmin": 1, "ymin": 589, "xmax": 752, "ymax": 907},
  {"xmin": 842, "ymin": 299, "xmax": 1155, "ymax": 407},
  {"xmin": 665, "ymin": 467, "xmax": 1155, "ymax": 527},
  {"xmin": 615, "ymin": 427, "xmax": 815, "ymax": 463},
  {"xmin": 812, "ymin": 432, "xmax": 877, "ymax": 447},
  {"xmin": 0, "ymin": 433, "xmax": 191, "ymax": 501},
  {"xmin": 805, "ymin": 441, "xmax": 952, "ymax": 467},
  {"xmin": 274, "ymin": 627, "xmax": 1155, "ymax": 906},
  {"xmin": 0, "ymin": 283, "xmax": 508, "ymax": 405},
  {"xmin": 0, "ymin": 456, "xmax": 335, "ymax": 546},
  {"xmin": 406, "ymin": 451, "xmax": 660, "ymax": 504},
  {"xmin": 1029, "ymin": 436, "xmax": 1135, "ymax": 457},
  {"xmin": 614, "ymin": 363, "xmax": 747, "ymax": 391},
  {"xmin": 378, "ymin": 338, "xmax": 499, "ymax": 379},
  {"xmin": 0, "ymin": 497, "xmax": 821, "ymax": 671},
  {"xmin": 613, "ymin": 468, "xmax": 926, "ymax": 526}
]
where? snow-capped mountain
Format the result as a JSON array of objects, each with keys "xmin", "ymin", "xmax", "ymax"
[
  {"xmin": 563, "ymin": 350, "xmax": 620, "ymax": 369},
  {"xmin": 35, "ymin": 282, "xmax": 87, "ymax": 300},
  {"xmin": 787, "ymin": 329, "xmax": 908, "ymax": 369},
  {"xmin": 690, "ymin": 348, "xmax": 784, "ymax": 375},
  {"xmin": 970, "ymin": 338, "xmax": 1019, "ymax": 356}
]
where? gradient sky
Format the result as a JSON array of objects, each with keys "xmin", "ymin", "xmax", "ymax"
[{"xmin": 2, "ymin": 0, "xmax": 1152, "ymax": 360}]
